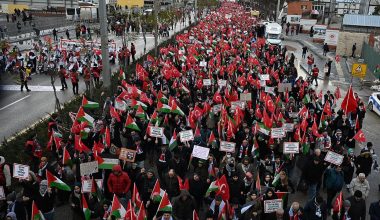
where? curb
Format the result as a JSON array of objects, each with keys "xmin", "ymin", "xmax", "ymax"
[{"xmin": 285, "ymin": 37, "xmax": 325, "ymax": 60}]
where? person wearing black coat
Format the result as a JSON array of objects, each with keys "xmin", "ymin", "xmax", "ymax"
[
  {"xmin": 348, "ymin": 191, "xmax": 366, "ymax": 220},
  {"xmin": 302, "ymin": 156, "xmax": 327, "ymax": 200},
  {"xmin": 355, "ymin": 150, "xmax": 373, "ymax": 176},
  {"xmin": 188, "ymin": 173, "xmax": 207, "ymax": 211},
  {"xmin": 168, "ymin": 154, "xmax": 187, "ymax": 179},
  {"xmin": 172, "ymin": 190, "xmax": 196, "ymax": 220},
  {"xmin": 262, "ymin": 188, "xmax": 278, "ymax": 220},
  {"xmin": 304, "ymin": 196, "xmax": 328, "ymax": 220},
  {"xmin": 161, "ymin": 169, "xmax": 180, "ymax": 199},
  {"xmin": 70, "ymin": 184, "xmax": 83, "ymax": 220},
  {"xmin": 32, "ymin": 180, "xmax": 55, "ymax": 220},
  {"xmin": 369, "ymin": 200, "xmax": 380, "ymax": 220},
  {"xmin": 136, "ymin": 168, "xmax": 157, "ymax": 203},
  {"xmin": 228, "ymin": 172, "xmax": 245, "ymax": 205}
]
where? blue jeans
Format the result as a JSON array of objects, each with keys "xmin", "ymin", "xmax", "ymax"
[{"xmin": 308, "ymin": 183, "xmax": 318, "ymax": 201}]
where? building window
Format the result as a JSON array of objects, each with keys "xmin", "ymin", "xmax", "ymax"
[
  {"xmin": 352, "ymin": 3, "xmax": 355, "ymax": 7},
  {"xmin": 344, "ymin": 9, "xmax": 348, "ymax": 13},
  {"xmin": 344, "ymin": 3, "xmax": 348, "ymax": 7},
  {"xmin": 301, "ymin": 5, "xmax": 307, "ymax": 10}
]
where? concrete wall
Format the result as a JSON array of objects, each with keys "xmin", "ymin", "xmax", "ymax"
[{"xmin": 336, "ymin": 31, "xmax": 369, "ymax": 57}]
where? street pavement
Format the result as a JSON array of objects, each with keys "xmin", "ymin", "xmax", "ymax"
[{"xmin": 0, "ymin": 14, "xmax": 195, "ymax": 142}]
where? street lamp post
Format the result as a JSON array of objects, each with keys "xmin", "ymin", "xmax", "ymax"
[{"xmin": 99, "ymin": 0, "xmax": 111, "ymax": 87}]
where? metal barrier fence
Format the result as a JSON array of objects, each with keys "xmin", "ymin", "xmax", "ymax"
[{"xmin": 362, "ymin": 42, "xmax": 380, "ymax": 78}]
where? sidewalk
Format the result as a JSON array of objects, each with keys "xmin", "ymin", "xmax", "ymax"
[{"xmin": 284, "ymin": 33, "xmax": 345, "ymax": 82}]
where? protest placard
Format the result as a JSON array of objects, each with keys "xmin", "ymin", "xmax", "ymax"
[
  {"xmin": 259, "ymin": 74, "xmax": 270, "ymax": 81},
  {"xmin": 119, "ymin": 148, "xmax": 137, "ymax": 162},
  {"xmin": 192, "ymin": 145, "xmax": 210, "ymax": 160},
  {"xmin": 80, "ymin": 161, "xmax": 99, "ymax": 176},
  {"xmin": 200, "ymin": 61, "xmax": 207, "ymax": 67},
  {"xmin": 324, "ymin": 151, "xmax": 344, "ymax": 166},
  {"xmin": 82, "ymin": 179, "xmax": 93, "ymax": 193},
  {"xmin": 0, "ymin": 186, "xmax": 5, "ymax": 200},
  {"xmin": 282, "ymin": 123, "xmax": 295, "ymax": 132},
  {"xmin": 240, "ymin": 93, "xmax": 252, "ymax": 101},
  {"xmin": 260, "ymin": 80, "xmax": 266, "ymax": 87},
  {"xmin": 283, "ymin": 142, "xmax": 300, "ymax": 154},
  {"xmin": 213, "ymin": 104, "xmax": 222, "ymax": 113},
  {"xmin": 179, "ymin": 130, "xmax": 194, "ymax": 142},
  {"xmin": 271, "ymin": 128, "xmax": 286, "ymax": 139},
  {"xmin": 95, "ymin": 179, "xmax": 103, "ymax": 189},
  {"xmin": 220, "ymin": 141, "xmax": 236, "ymax": 153},
  {"xmin": 13, "ymin": 164, "xmax": 29, "ymax": 179},
  {"xmin": 264, "ymin": 199, "xmax": 283, "ymax": 213},
  {"xmin": 278, "ymin": 83, "xmax": 292, "ymax": 92},
  {"xmin": 265, "ymin": 86, "xmax": 275, "ymax": 95},
  {"xmin": 203, "ymin": 79, "xmax": 212, "ymax": 86},
  {"xmin": 218, "ymin": 79, "xmax": 227, "ymax": 87},
  {"xmin": 149, "ymin": 126, "xmax": 164, "ymax": 138},
  {"xmin": 288, "ymin": 112, "xmax": 298, "ymax": 118},
  {"xmin": 231, "ymin": 101, "xmax": 245, "ymax": 110}
]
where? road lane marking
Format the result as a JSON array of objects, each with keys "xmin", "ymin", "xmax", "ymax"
[
  {"xmin": 0, "ymin": 95, "xmax": 31, "ymax": 111},
  {"xmin": 0, "ymin": 85, "xmax": 62, "ymax": 92}
]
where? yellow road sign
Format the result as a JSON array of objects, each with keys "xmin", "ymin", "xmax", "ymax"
[{"xmin": 352, "ymin": 63, "xmax": 367, "ymax": 78}]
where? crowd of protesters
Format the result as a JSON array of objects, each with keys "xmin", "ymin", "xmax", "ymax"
[{"xmin": 1, "ymin": 2, "xmax": 380, "ymax": 220}]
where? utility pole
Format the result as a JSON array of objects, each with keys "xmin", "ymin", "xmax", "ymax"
[
  {"xmin": 195, "ymin": 0, "xmax": 198, "ymax": 22},
  {"xmin": 154, "ymin": 0, "xmax": 159, "ymax": 57},
  {"xmin": 99, "ymin": 0, "xmax": 111, "ymax": 87},
  {"xmin": 276, "ymin": 0, "xmax": 281, "ymax": 22}
]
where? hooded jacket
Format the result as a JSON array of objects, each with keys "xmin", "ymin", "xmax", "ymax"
[
  {"xmin": 107, "ymin": 165, "xmax": 131, "ymax": 195},
  {"xmin": 172, "ymin": 190, "xmax": 196, "ymax": 220}
]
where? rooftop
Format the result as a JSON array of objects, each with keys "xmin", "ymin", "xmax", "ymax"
[{"xmin": 343, "ymin": 14, "xmax": 380, "ymax": 27}]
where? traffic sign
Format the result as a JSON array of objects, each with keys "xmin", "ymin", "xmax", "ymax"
[{"xmin": 352, "ymin": 63, "xmax": 367, "ymax": 78}]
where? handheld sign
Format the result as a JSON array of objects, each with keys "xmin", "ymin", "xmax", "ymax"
[
  {"xmin": 265, "ymin": 86, "xmax": 275, "ymax": 95},
  {"xmin": 119, "ymin": 148, "xmax": 137, "ymax": 162},
  {"xmin": 218, "ymin": 79, "xmax": 227, "ymax": 87},
  {"xmin": 264, "ymin": 199, "xmax": 283, "ymax": 213},
  {"xmin": 271, "ymin": 128, "xmax": 286, "ymax": 139},
  {"xmin": 149, "ymin": 126, "xmax": 164, "ymax": 138},
  {"xmin": 231, "ymin": 101, "xmax": 245, "ymax": 110},
  {"xmin": 80, "ymin": 161, "xmax": 99, "ymax": 176},
  {"xmin": 259, "ymin": 74, "xmax": 270, "ymax": 81},
  {"xmin": 278, "ymin": 83, "xmax": 292, "ymax": 92},
  {"xmin": 203, "ymin": 79, "xmax": 212, "ymax": 86},
  {"xmin": 240, "ymin": 93, "xmax": 252, "ymax": 101},
  {"xmin": 179, "ymin": 130, "xmax": 194, "ymax": 142},
  {"xmin": 13, "ymin": 164, "xmax": 29, "ymax": 179},
  {"xmin": 0, "ymin": 186, "xmax": 5, "ymax": 200},
  {"xmin": 282, "ymin": 123, "xmax": 295, "ymax": 132},
  {"xmin": 220, "ymin": 141, "xmax": 236, "ymax": 153},
  {"xmin": 283, "ymin": 142, "xmax": 300, "ymax": 154},
  {"xmin": 82, "ymin": 179, "xmax": 93, "ymax": 193},
  {"xmin": 192, "ymin": 145, "xmax": 210, "ymax": 160},
  {"xmin": 213, "ymin": 104, "xmax": 222, "ymax": 113},
  {"xmin": 324, "ymin": 151, "xmax": 344, "ymax": 166}
]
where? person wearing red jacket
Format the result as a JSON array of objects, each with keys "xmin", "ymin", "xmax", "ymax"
[{"xmin": 107, "ymin": 165, "xmax": 131, "ymax": 198}]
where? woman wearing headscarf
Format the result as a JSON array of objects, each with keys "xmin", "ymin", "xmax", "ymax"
[
  {"xmin": 243, "ymin": 190, "xmax": 263, "ymax": 220},
  {"xmin": 70, "ymin": 182, "xmax": 83, "ymax": 220},
  {"xmin": 33, "ymin": 180, "xmax": 55, "ymax": 220},
  {"xmin": 261, "ymin": 188, "xmax": 278, "ymax": 220}
]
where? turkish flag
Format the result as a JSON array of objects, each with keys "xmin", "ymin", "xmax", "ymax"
[
  {"xmin": 216, "ymin": 175, "xmax": 230, "ymax": 201},
  {"xmin": 341, "ymin": 85, "xmax": 357, "ymax": 114},
  {"xmin": 353, "ymin": 129, "xmax": 366, "ymax": 142},
  {"xmin": 263, "ymin": 109, "xmax": 273, "ymax": 128},
  {"xmin": 193, "ymin": 105, "xmax": 204, "ymax": 119},
  {"xmin": 213, "ymin": 91, "xmax": 222, "ymax": 104},
  {"xmin": 265, "ymin": 95, "xmax": 275, "ymax": 113}
]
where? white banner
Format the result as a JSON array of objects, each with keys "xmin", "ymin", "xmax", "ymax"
[
  {"xmin": 271, "ymin": 128, "xmax": 286, "ymax": 139},
  {"xmin": 264, "ymin": 199, "xmax": 283, "ymax": 213},
  {"xmin": 80, "ymin": 161, "xmax": 99, "ymax": 176},
  {"xmin": 82, "ymin": 179, "xmax": 93, "ymax": 193},
  {"xmin": 192, "ymin": 145, "xmax": 210, "ymax": 160},
  {"xmin": 149, "ymin": 126, "xmax": 164, "ymax": 138},
  {"xmin": 324, "ymin": 29, "xmax": 339, "ymax": 46},
  {"xmin": 13, "ymin": 164, "xmax": 29, "ymax": 179},
  {"xmin": 220, "ymin": 141, "xmax": 236, "ymax": 153},
  {"xmin": 324, "ymin": 151, "xmax": 344, "ymax": 166},
  {"xmin": 179, "ymin": 130, "xmax": 194, "ymax": 142},
  {"xmin": 283, "ymin": 142, "xmax": 300, "ymax": 154}
]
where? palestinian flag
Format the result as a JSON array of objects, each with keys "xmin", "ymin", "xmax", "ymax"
[
  {"xmin": 136, "ymin": 105, "xmax": 147, "ymax": 120},
  {"xmin": 208, "ymin": 131, "xmax": 217, "ymax": 148},
  {"xmin": 205, "ymin": 180, "xmax": 219, "ymax": 197},
  {"xmin": 255, "ymin": 172, "xmax": 261, "ymax": 193},
  {"xmin": 171, "ymin": 102, "xmax": 185, "ymax": 116},
  {"xmin": 46, "ymin": 170, "xmax": 71, "ymax": 191},
  {"xmin": 31, "ymin": 201, "xmax": 45, "ymax": 220},
  {"xmin": 131, "ymin": 99, "xmax": 148, "ymax": 110},
  {"xmin": 82, "ymin": 195, "xmax": 91, "ymax": 220},
  {"xmin": 137, "ymin": 203, "xmax": 147, "ymax": 220},
  {"xmin": 98, "ymin": 158, "xmax": 119, "ymax": 169},
  {"xmin": 169, "ymin": 130, "xmax": 178, "ymax": 151},
  {"xmin": 151, "ymin": 179, "xmax": 165, "ymax": 202},
  {"xmin": 251, "ymin": 138, "xmax": 260, "ymax": 158},
  {"xmin": 111, "ymin": 194, "xmax": 126, "ymax": 218},
  {"xmin": 157, "ymin": 101, "xmax": 171, "ymax": 113},
  {"xmin": 156, "ymin": 191, "xmax": 172, "ymax": 213},
  {"xmin": 125, "ymin": 114, "xmax": 141, "ymax": 131},
  {"xmin": 82, "ymin": 96, "xmax": 99, "ymax": 109},
  {"xmin": 208, "ymin": 164, "xmax": 216, "ymax": 179},
  {"xmin": 181, "ymin": 84, "xmax": 190, "ymax": 93},
  {"xmin": 158, "ymin": 91, "xmax": 169, "ymax": 104},
  {"xmin": 272, "ymin": 172, "xmax": 281, "ymax": 187},
  {"xmin": 76, "ymin": 107, "xmax": 94, "ymax": 127},
  {"xmin": 63, "ymin": 147, "xmax": 71, "ymax": 165},
  {"xmin": 275, "ymin": 192, "xmax": 289, "ymax": 207}
]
